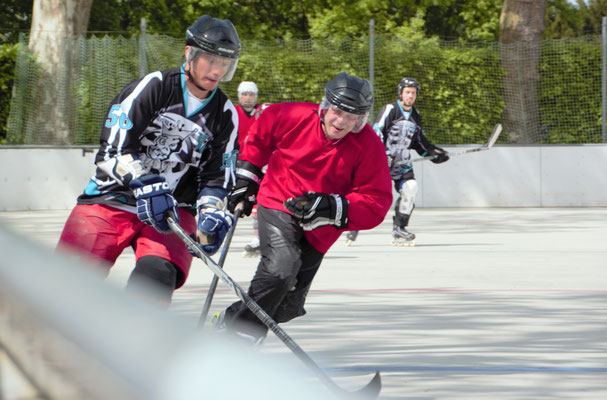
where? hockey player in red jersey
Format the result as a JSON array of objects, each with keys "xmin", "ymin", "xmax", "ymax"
[
  {"xmin": 234, "ymin": 81, "xmax": 270, "ymax": 257},
  {"xmin": 212, "ymin": 72, "xmax": 393, "ymax": 342},
  {"xmin": 234, "ymin": 81, "xmax": 271, "ymax": 149}
]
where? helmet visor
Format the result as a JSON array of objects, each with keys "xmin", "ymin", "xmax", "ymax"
[
  {"xmin": 319, "ymin": 97, "xmax": 369, "ymax": 133},
  {"xmin": 188, "ymin": 46, "xmax": 239, "ymax": 82}
]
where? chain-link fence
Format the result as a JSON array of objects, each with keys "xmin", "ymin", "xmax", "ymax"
[{"xmin": 6, "ymin": 32, "xmax": 604, "ymax": 145}]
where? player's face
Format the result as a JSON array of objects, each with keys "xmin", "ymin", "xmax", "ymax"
[
  {"xmin": 400, "ymin": 87, "xmax": 417, "ymax": 109},
  {"xmin": 239, "ymin": 92, "xmax": 257, "ymax": 111},
  {"xmin": 185, "ymin": 46, "xmax": 232, "ymax": 93},
  {"xmin": 323, "ymin": 105, "xmax": 359, "ymax": 140}
]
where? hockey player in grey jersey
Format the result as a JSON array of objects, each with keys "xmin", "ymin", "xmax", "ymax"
[{"xmin": 372, "ymin": 77, "xmax": 449, "ymax": 246}]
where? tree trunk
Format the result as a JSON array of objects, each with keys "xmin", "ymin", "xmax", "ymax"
[
  {"xmin": 28, "ymin": 0, "xmax": 92, "ymax": 145},
  {"xmin": 499, "ymin": 0, "xmax": 546, "ymax": 143}
]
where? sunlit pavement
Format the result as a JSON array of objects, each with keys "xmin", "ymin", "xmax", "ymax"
[{"xmin": 2, "ymin": 207, "xmax": 606, "ymax": 399}]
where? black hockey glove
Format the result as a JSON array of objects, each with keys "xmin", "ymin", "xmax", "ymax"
[
  {"xmin": 227, "ymin": 160, "xmax": 264, "ymax": 216},
  {"xmin": 284, "ymin": 192, "xmax": 348, "ymax": 231},
  {"xmin": 429, "ymin": 146, "xmax": 450, "ymax": 164}
]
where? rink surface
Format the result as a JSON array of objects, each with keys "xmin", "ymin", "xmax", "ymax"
[{"xmin": 1, "ymin": 207, "xmax": 606, "ymax": 399}]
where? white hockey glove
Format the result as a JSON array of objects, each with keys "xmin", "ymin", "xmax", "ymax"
[{"xmin": 284, "ymin": 192, "xmax": 348, "ymax": 231}]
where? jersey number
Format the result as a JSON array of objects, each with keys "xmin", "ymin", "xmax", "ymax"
[{"xmin": 105, "ymin": 105, "xmax": 133, "ymax": 130}]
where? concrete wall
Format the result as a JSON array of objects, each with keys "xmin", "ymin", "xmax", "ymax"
[
  {"xmin": 416, "ymin": 145, "xmax": 607, "ymax": 207},
  {"xmin": 1, "ymin": 148, "xmax": 97, "ymax": 211},
  {"xmin": 1, "ymin": 145, "xmax": 606, "ymax": 211}
]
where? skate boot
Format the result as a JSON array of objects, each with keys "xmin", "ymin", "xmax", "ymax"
[
  {"xmin": 243, "ymin": 237, "xmax": 261, "ymax": 258},
  {"xmin": 210, "ymin": 311, "xmax": 226, "ymax": 329},
  {"xmin": 392, "ymin": 226, "xmax": 416, "ymax": 247},
  {"xmin": 210, "ymin": 312, "xmax": 265, "ymax": 346},
  {"xmin": 345, "ymin": 230, "xmax": 359, "ymax": 246}
]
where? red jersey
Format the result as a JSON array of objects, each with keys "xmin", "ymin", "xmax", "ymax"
[
  {"xmin": 235, "ymin": 103, "xmax": 265, "ymax": 150},
  {"xmin": 242, "ymin": 102, "xmax": 392, "ymax": 253}
]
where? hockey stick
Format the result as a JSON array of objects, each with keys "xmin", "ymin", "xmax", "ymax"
[
  {"xmin": 167, "ymin": 214, "xmax": 381, "ymax": 399},
  {"xmin": 402, "ymin": 123, "xmax": 503, "ymax": 164},
  {"xmin": 198, "ymin": 204, "xmax": 244, "ymax": 327}
]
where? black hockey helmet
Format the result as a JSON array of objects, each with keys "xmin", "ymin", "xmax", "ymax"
[
  {"xmin": 320, "ymin": 72, "xmax": 373, "ymax": 133},
  {"xmin": 324, "ymin": 72, "xmax": 373, "ymax": 115},
  {"xmin": 186, "ymin": 15, "xmax": 240, "ymax": 81},
  {"xmin": 397, "ymin": 77, "xmax": 421, "ymax": 95},
  {"xmin": 186, "ymin": 15, "xmax": 240, "ymax": 59}
]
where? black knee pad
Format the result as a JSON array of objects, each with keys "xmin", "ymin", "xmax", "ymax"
[{"xmin": 127, "ymin": 256, "xmax": 178, "ymax": 304}]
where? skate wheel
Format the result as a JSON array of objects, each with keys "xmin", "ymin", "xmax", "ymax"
[{"xmin": 392, "ymin": 240, "xmax": 416, "ymax": 247}]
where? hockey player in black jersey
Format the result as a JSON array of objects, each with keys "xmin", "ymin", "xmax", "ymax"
[
  {"xmin": 57, "ymin": 15, "xmax": 241, "ymax": 305},
  {"xmin": 346, "ymin": 77, "xmax": 449, "ymax": 246}
]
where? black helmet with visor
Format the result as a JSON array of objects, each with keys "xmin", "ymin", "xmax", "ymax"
[
  {"xmin": 186, "ymin": 15, "xmax": 240, "ymax": 82},
  {"xmin": 319, "ymin": 72, "xmax": 373, "ymax": 133}
]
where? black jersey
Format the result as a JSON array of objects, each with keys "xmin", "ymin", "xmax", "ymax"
[
  {"xmin": 78, "ymin": 66, "xmax": 239, "ymax": 211},
  {"xmin": 373, "ymin": 101, "xmax": 436, "ymax": 180}
]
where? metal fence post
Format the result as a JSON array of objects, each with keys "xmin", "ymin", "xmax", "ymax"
[
  {"xmin": 602, "ymin": 16, "xmax": 606, "ymax": 142},
  {"xmin": 369, "ymin": 19, "xmax": 375, "ymax": 114},
  {"xmin": 138, "ymin": 18, "xmax": 148, "ymax": 77}
]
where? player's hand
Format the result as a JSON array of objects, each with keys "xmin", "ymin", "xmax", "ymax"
[
  {"xmin": 430, "ymin": 146, "xmax": 449, "ymax": 164},
  {"xmin": 227, "ymin": 160, "xmax": 264, "ymax": 216},
  {"xmin": 130, "ymin": 174, "xmax": 179, "ymax": 233},
  {"xmin": 192, "ymin": 208, "xmax": 234, "ymax": 255},
  {"xmin": 284, "ymin": 192, "xmax": 348, "ymax": 231}
]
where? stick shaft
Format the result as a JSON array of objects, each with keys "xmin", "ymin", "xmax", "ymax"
[
  {"xmin": 198, "ymin": 207, "xmax": 243, "ymax": 327},
  {"xmin": 167, "ymin": 216, "xmax": 380, "ymax": 398},
  {"xmin": 403, "ymin": 123, "xmax": 503, "ymax": 164}
]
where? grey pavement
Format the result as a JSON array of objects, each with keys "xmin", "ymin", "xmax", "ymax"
[{"xmin": 1, "ymin": 207, "xmax": 606, "ymax": 399}]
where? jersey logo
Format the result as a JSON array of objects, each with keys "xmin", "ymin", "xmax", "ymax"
[{"xmin": 140, "ymin": 112, "xmax": 207, "ymax": 175}]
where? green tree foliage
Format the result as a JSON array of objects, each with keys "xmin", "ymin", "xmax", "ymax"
[
  {"xmin": 580, "ymin": 0, "xmax": 607, "ymax": 34},
  {"xmin": 424, "ymin": 0, "xmax": 502, "ymax": 41},
  {"xmin": 88, "ymin": 0, "xmax": 199, "ymax": 35},
  {"xmin": 0, "ymin": 0, "xmax": 32, "ymax": 45},
  {"xmin": 0, "ymin": 44, "xmax": 18, "ymax": 144},
  {"xmin": 544, "ymin": 0, "xmax": 584, "ymax": 38},
  {"xmin": 0, "ymin": 0, "xmax": 32, "ymax": 142},
  {"xmin": 2, "ymin": 0, "xmax": 605, "ymax": 144}
]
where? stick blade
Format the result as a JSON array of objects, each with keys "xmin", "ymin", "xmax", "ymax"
[
  {"xmin": 486, "ymin": 123, "xmax": 503, "ymax": 149},
  {"xmin": 349, "ymin": 371, "xmax": 382, "ymax": 399}
]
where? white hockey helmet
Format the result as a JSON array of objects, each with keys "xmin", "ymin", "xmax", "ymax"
[{"xmin": 238, "ymin": 81, "xmax": 258, "ymax": 96}]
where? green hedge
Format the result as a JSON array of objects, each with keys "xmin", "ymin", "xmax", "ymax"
[{"xmin": 5, "ymin": 34, "xmax": 604, "ymax": 145}]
